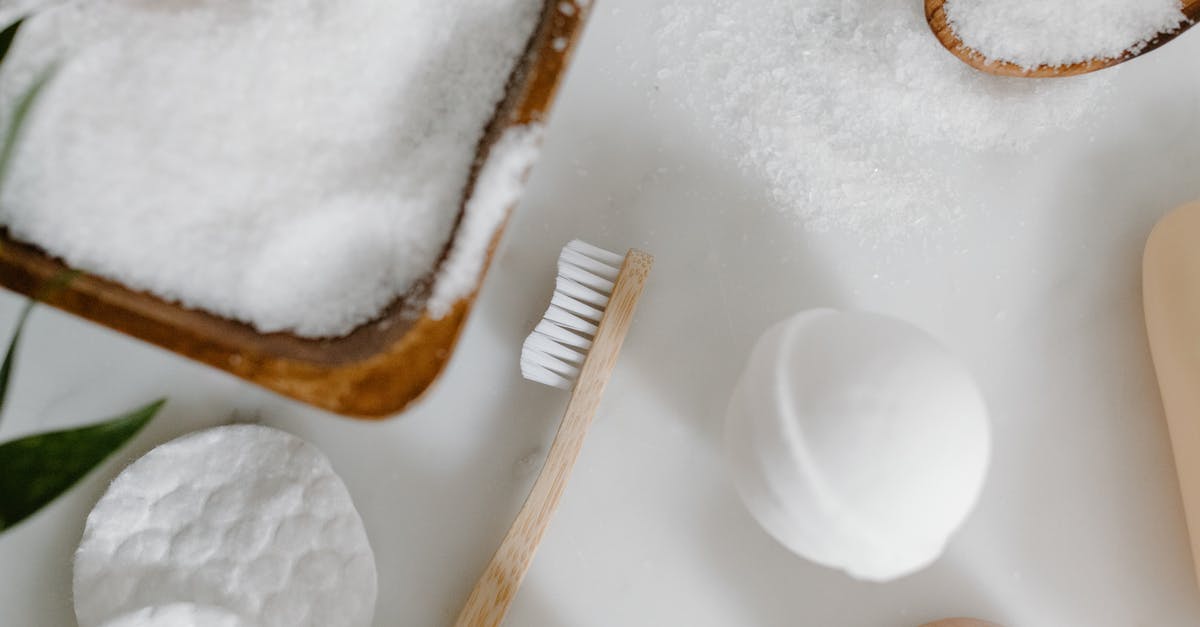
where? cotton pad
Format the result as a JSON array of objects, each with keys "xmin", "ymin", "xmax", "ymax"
[
  {"xmin": 74, "ymin": 425, "xmax": 376, "ymax": 627},
  {"xmin": 97, "ymin": 603, "xmax": 251, "ymax": 627},
  {"xmin": 724, "ymin": 309, "xmax": 990, "ymax": 582}
]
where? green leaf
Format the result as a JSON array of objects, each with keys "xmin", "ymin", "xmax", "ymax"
[
  {"xmin": 0, "ymin": 19, "xmax": 20, "ymax": 66},
  {"xmin": 0, "ymin": 398, "xmax": 165, "ymax": 532},
  {"xmin": 0, "ymin": 272, "xmax": 81, "ymax": 428},
  {"xmin": 0, "ymin": 62, "xmax": 54, "ymax": 193},
  {"xmin": 0, "ymin": 299, "xmax": 33, "ymax": 424}
]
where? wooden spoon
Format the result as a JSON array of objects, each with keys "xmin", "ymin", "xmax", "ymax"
[
  {"xmin": 920, "ymin": 619, "xmax": 1002, "ymax": 627},
  {"xmin": 1145, "ymin": 200, "xmax": 1200, "ymax": 588},
  {"xmin": 924, "ymin": 0, "xmax": 1200, "ymax": 77}
]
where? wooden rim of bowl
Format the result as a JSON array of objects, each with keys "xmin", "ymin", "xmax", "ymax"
[{"xmin": 0, "ymin": 0, "xmax": 592, "ymax": 418}]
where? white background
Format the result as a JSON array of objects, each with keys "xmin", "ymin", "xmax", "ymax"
[{"xmin": 4, "ymin": 1, "xmax": 1200, "ymax": 625}]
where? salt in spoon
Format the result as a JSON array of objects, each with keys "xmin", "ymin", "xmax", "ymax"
[{"xmin": 924, "ymin": 0, "xmax": 1200, "ymax": 77}]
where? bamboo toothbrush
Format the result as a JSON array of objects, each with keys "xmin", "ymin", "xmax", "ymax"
[{"xmin": 454, "ymin": 240, "xmax": 653, "ymax": 627}]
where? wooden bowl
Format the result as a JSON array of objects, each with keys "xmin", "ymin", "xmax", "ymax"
[{"xmin": 0, "ymin": 1, "xmax": 591, "ymax": 419}]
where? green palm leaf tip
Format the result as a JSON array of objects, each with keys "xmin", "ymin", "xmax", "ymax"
[
  {"xmin": 0, "ymin": 20, "xmax": 33, "ymax": 419},
  {"xmin": 0, "ymin": 299, "xmax": 32, "ymax": 424},
  {"xmin": 0, "ymin": 399, "xmax": 165, "ymax": 532},
  {"xmin": 0, "ymin": 20, "xmax": 20, "ymax": 65},
  {"xmin": 0, "ymin": 63, "xmax": 54, "ymax": 194},
  {"xmin": 0, "ymin": 16, "xmax": 166, "ymax": 536},
  {"xmin": 0, "ymin": 272, "xmax": 82, "ymax": 428}
]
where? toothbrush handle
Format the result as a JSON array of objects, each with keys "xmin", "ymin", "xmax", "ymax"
[{"xmin": 454, "ymin": 250, "xmax": 653, "ymax": 627}]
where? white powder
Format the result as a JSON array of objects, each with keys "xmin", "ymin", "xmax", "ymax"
[
  {"xmin": 428, "ymin": 125, "xmax": 544, "ymax": 318},
  {"xmin": 0, "ymin": 0, "xmax": 541, "ymax": 337},
  {"xmin": 944, "ymin": 0, "xmax": 1188, "ymax": 69},
  {"xmin": 655, "ymin": 0, "xmax": 1104, "ymax": 239}
]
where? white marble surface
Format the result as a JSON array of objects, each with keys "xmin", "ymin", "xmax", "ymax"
[{"xmin": 4, "ymin": 1, "xmax": 1200, "ymax": 625}]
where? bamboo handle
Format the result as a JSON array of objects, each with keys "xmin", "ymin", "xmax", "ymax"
[
  {"xmin": 453, "ymin": 250, "xmax": 653, "ymax": 627},
  {"xmin": 1145, "ymin": 201, "xmax": 1200, "ymax": 589}
]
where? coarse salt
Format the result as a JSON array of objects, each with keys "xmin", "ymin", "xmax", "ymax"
[
  {"xmin": 944, "ymin": 0, "xmax": 1188, "ymax": 69},
  {"xmin": 0, "ymin": 0, "xmax": 541, "ymax": 337},
  {"xmin": 427, "ymin": 125, "xmax": 544, "ymax": 318},
  {"xmin": 655, "ymin": 0, "xmax": 1105, "ymax": 240}
]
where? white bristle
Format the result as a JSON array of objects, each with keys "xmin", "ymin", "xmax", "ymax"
[
  {"xmin": 559, "ymin": 262, "xmax": 615, "ymax": 292},
  {"xmin": 545, "ymin": 305, "xmax": 599, "ymax": 336},
  {"xmin": 549, "ymin": 292, "xmax": 604, "ymax": 322},
  {"xmin": 521, "ymin": 240, "xmax": 625, "ymax": 389},
  {"xmin": 555, "ymin": 276, "xmax": 609, "ymax": 308},
  {"xmin": 567, "ymin": 240, "xmax": 625, "ymax": 266},
  {"xmin": 532, "ymin": 319, "xmax": 592, "ymax": 350}
]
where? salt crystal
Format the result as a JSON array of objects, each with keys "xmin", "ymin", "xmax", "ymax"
[
  {"xmin": 0, "ymin": 0, "xmax": 541, "ymax": 337},
  {"xmin": 655, "ymin": 0, "xmax": 1104, "ymax": 240},
  {"xmin": 427, "ymin": 125, "xmax": 544, "ymax": 317},
  {"xmin": 944, "ymin": 0, "xmax": 1187, "ymax": 69}
]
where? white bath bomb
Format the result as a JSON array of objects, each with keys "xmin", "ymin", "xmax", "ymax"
[
  {"xmin": 74, "ymin": 425, "xmax": 377, "ymax": 627},
  {"xmin": 97, "ymin": 603, "xmax": 251, "ymax": 627},
  {"xmin": 725, "ymin": 309, "xmax": 990, "ymax": 581}
]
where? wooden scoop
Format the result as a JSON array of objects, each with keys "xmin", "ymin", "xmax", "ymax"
[
  {"xmin": 925, "ymin": 0, "xmax": 1200, "ymax": 77},
  {"xmin": 1145, "ymin": 200, "xmax": 1200, "ymax": 586}
]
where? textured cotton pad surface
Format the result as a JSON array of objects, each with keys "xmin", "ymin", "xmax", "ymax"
[
  {"xmin": 725, "ymin": 309, "xmax": 990, "ymax": 582},
  {"xmin": 74, "ymin": 425, "xmax": 376, "ymax": 627},
  {"xmin": 97, "ymin": 604, "xmax": 251, "ymax": 627}
]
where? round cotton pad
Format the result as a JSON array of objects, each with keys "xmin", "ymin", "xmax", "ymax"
[
  {"xmin": 74, "ymin": 425, "xmax": 376, "ymax": 627},
  {"xmin": 97, "ymin": 603, "xmax": 251, "ymax": 627},
  {"xmin": 725, "ymin": 309, "xmax": 990, "ymax": 582}
]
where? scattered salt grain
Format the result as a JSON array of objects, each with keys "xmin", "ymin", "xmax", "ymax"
[
  {"xmin": 655, "ymin": 0, "xmax": 1105, "ymax": 239},
  {"xmin": 944, "ymin": 0, "xmax": 1187, "ymax": 69},
  {"xmin": 427, "ymin": 125, "xmax": 544, "ymax": 317},
  {"xmin": 0, "ymin": 0, "xmax": 541, "ymax": 337}
]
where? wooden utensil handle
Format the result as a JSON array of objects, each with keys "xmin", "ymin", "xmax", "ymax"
[
  {"xmin": 1145, "ymin": 202, "xmax": 1200, "ymax": 589},
  {"xmin": 453, "ymin": 250, "xmax": 652, "ymax": 627}
]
